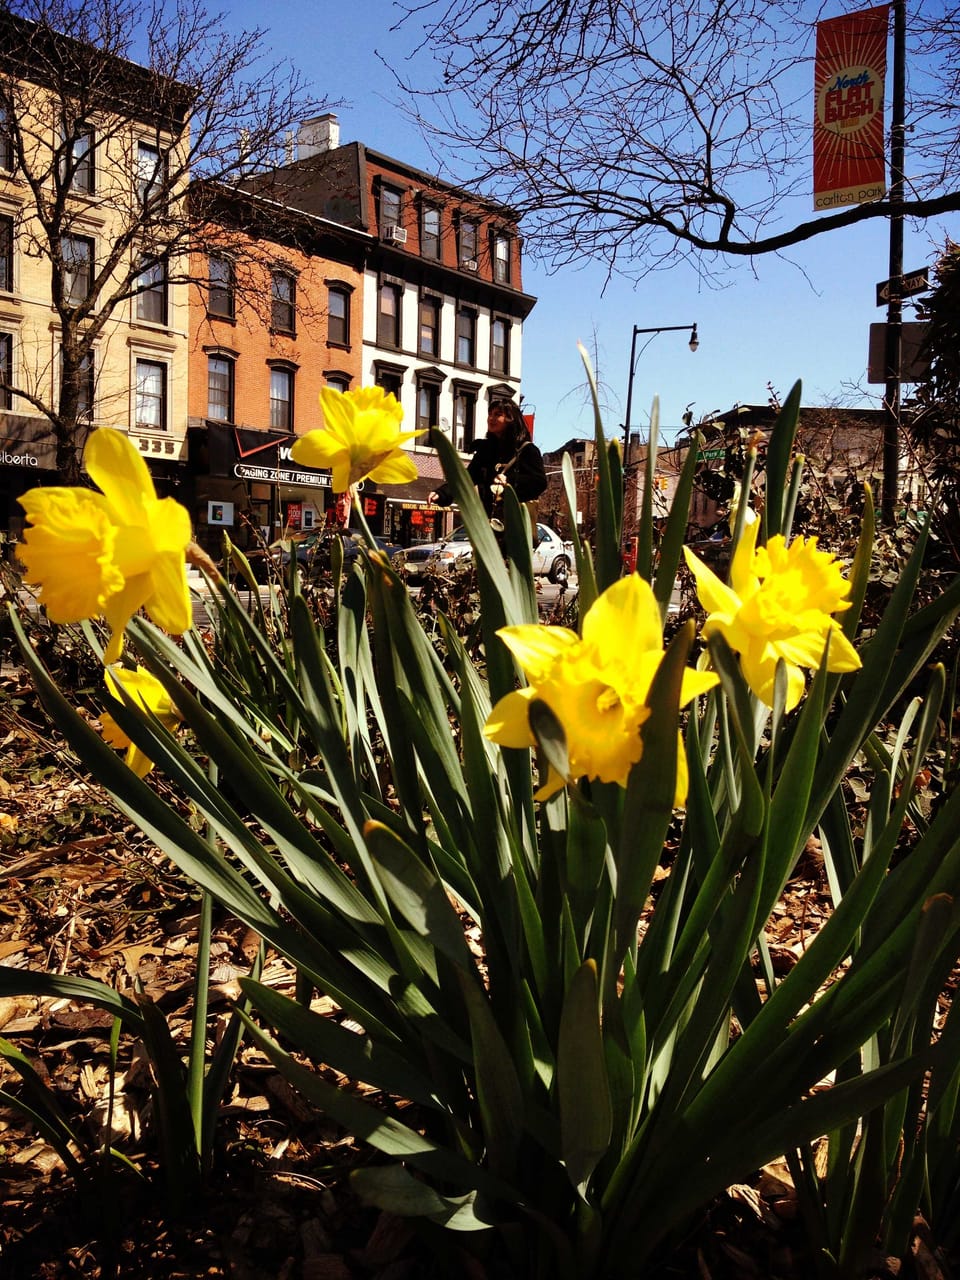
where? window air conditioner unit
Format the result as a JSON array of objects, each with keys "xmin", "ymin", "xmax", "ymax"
[
  {"xmin": 383, "ymin": 224, "xmax": 407, "ymax": 244},
  {"xmin": 461, "ymin": 258, "xmax": 479, "ymax": 273}
]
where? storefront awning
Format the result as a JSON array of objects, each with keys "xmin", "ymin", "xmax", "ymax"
[{"xmin": 385, "ymin": 477, "xmax": 441, "ymax": 508}]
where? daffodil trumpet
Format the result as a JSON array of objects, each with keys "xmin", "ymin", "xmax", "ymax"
[
  {"xmin": 684, "ymin": 514, "xmax": 861, "ymax": 710},
  {"xmin": 484, "ymin": 575, "xmax": 718, "ymax": 802},
  {"xmin": 19, "ymin": 428, "xmax": 192, "ymax": 663}
]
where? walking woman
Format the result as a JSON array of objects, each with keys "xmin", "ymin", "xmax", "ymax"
[{"xmin": 428, "ymin": 399, "xmax": 547, "ymax": 539}]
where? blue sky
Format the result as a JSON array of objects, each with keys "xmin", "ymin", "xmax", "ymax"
[{"xmin": 220, "ymin": 0, "xmax": 953, "ymax": 453}]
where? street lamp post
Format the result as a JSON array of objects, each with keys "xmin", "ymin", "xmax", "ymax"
[
  {"xmin": 621, "ymin": 324, "xmax": 698, "ymax": 558},
  {"xmin": 621, "ymin": 323, "xmax": 700, "ymax": 465}
]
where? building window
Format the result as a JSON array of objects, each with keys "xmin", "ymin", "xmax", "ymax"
[
  {"xmin": 459, "ymin": 219, "xmax": 478, "ymax": 264},
  {"xmin": 421, "ymin": 205, "xmax": 440, "ymax": 258},
  {"xmin": 0, "ymin": 333, "xmax": 12, "ymax": 409},
  {"xmin": 456, "ymin": 308, "xmax": 476, "ymax": 366},
  {"xmin": 375, "ymin": 366, "xmax": 403, "ymax": 400},
  {"xmin": 136, "ymin": 255, "xmax": 167, "ymax": 324},
  {"xmin": 493, "ymin": 233, "xmax": 511, "ymax": 284},
  {"xmin": 62, "ymin": 235, "xmax": 94, "ymax": 304},
  {"xmin": 0, "ymin": 215, "xmax": 12, "ymax": 294},
  {"xmin": 136, "ymin": 140, "xmax": 163, "ymax": 205},
  {"xmin": 136, "ymin": 358, "xmax": 167, "ymax": 430},
  {"xmin": 327, "ymin": 286, "xmax": 349, "ymax": 345},
  {"xmin": 325, "ymin": 374, "xmax": 350, "ymax": 394},
  {"xmin": 207, "ymin": 355, "xmax": 233, "ymax": 422},
  {"xmin": 416, "ymin": 381, "xmax": 440, "ymax": 434},
  {"xmin": 270, "ymin": 366, "xmax": 294, "ymax": 430},
  {"xmin": 64, "ymin": 122, "xmax": 95, "ymax": 193},
  {"xmin": 208, "ymin": 255, "xmax": 235, "ymax": 319},
  {"xmin": 491, "ymin": 316, "xmax": 510, "ymax": 375},
  {"xmin": 453, "ymin": 388, "xmax": 476, "ymax": 451},
  {"xmin": 419, "ymin": 296, "xmax": 440, "ymax": 357},
  {"xmin": 271, "ymin": 270, "xmax": 296, "ymax": 333},
  {"xmin": 378, "ymin": 282, "xmax": 401, "ymax": 348},
  {"xmin": 380, "ymin": 185, "xmax": 402, "ymax": 232}
]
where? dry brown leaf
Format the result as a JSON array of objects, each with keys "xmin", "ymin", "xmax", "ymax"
[
  {"xmin": 121, "ymin": 942, "xmax": 164, "ymax": 977},
  {"xmin": 0, "ymin": 994, "xmax": 35, "ymax": 1029},
  {"xmin": 11, "ymin": 1139, "xmax": 68, "ymax": 1172}
]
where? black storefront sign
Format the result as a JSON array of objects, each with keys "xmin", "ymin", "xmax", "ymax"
[
  {"xmin": 0, "ymin": 415, "xmax": 58, "ymax": 471},
  {"xmin": 205, "ymin": 422, "xmax": 332, "ymax": 490}
]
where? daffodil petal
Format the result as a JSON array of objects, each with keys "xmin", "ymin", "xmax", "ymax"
[
  {"xmin": 484, "ymin": 687, "xmax": 536, "ymax": 748},
  {"xmin": 124, "ymin": 742, "xmax": 156, "ymax": 778},
  {"xmin": 674, "ymin": 732, "xmax": 689, "ymax": 807},
  {"xmin": 145, "ymin": 552, "xmax": 192, "ymax": 635},
  {"xmin": 496, "ymin": 624, "xmax": 579, "ymax": 681},
  {"xmin": 85, "ymin": 428, "xmax": 157, "ymax": 526},
  {"xmin": 534, "ymin": 767, "xmax": 567, "ymax": 801},
  {"xmin": 582, "ymin": 574, "xmax": 662, "ymax": 659},
  {"xmin": 150, "ymin": 497, "xmax": 193, "ymax": 554},
  {"xmin": 318, "ymin": 385, "xmax": 358, "ymax": 437},
  {"xmin": 368, "ymin": 452, "xmax": 420, "ymax": 485},
  {"xmin": 291, "ymin": 430, "xmax": 341, "ymax": 469},
  {"xmin": 729, "ymin": 514, "xmax": 760, "ymax": 598},
  {"xmin": 99, "ymin": 710, "xmax": 130, "ymax": 750},
  {"xmin": 824, "ymin": 627, "xmax": 862, "ymax": 673},
  {"xmin": 678, "ymin": 667, "xmax": 721, "ymax": 707},
  {"xmin": 683, "ymin": 546, "xmax": 741, "ymax": 616}
]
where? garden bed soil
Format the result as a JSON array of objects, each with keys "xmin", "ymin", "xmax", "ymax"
[{"xmin": 0, "ymin": 666, "xmax": 953, "ymax": 1279}]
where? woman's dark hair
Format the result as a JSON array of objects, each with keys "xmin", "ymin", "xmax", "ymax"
[{"xmin": 488, "ymin": 398, "xmax": 531, "ymax": 449}]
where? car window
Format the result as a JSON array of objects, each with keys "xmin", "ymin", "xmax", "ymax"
[{"xmin": 448, "ymin": 526, "xmax": 468, "ymax": 541}]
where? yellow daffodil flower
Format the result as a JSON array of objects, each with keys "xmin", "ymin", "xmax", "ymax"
[
  {"xmin": 291, "ymin": 386, "xmax": 424, "ymax": 493},
  {"xmin": 19, "ymin": 429, "xmax": 192, "ymax": 663},
  {"xmin": 683, "ymin": 516, "xmax": 861, "ymax": 710},
  {"xmin": 484, "ymin": 575, "xmax": 718, "ymax": 802},
  {"xmin": 101, "ymin": 666, "xmax": 181, "ymax": 778}
]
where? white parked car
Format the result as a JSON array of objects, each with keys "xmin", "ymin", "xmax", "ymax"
[{"xmin": 412, "ymin": 523, "xmax": 573, "ymax": 583}]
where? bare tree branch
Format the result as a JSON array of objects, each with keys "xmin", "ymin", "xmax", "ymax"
[{"xmin": 394, "ymin": 0, "xmax": 960, "ymax": 281}]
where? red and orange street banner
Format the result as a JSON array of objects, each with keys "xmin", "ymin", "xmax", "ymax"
[{"xmin": 813, "ymin": 4, "xmax": 889, "ymax": 211}]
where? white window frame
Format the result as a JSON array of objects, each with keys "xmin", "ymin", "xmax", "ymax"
[
  {"xmin": 135, "ymin": 357, "xmax": 168, "ymax": 431},
  {"xmin": 135, "ymin": 139, "xmax": 164, "ymax": 206}
]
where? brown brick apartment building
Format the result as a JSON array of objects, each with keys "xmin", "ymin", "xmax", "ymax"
[{"xmin": 186, "ymin": 183, "xmax": 370, "ymax": 550}]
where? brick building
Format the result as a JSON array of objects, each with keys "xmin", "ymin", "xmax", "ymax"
[
  {"xmin": 247, "ymin": 115, "xmax": 537, "ymax": 546},
  {"xmin": 185, "ymin": 183, "xmax": 369, "ymax": 550}
]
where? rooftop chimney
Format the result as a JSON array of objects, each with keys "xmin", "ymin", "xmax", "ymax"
[{"xmin": 297, "ymin": 113, "xmax": 340, "ymax": 160}]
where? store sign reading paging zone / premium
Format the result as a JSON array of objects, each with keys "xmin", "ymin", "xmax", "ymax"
[{"xmin": 233, "ymin": 440, "xmax": 331, "ymax": 489}]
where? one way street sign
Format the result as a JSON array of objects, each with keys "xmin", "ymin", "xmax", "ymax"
[{"xmin": 876, "ymin": 268, "xmax": 930, "ymax": 306}]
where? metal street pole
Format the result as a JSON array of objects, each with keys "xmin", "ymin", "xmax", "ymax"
[
  {"xmin": 882, "ymin": 0, "xmax": 906, "ymax": 526},
  {"xmin": 621, "ymin": 323, "xmax": 698, "ymax": 551}
]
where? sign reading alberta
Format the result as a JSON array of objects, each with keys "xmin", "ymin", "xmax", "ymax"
[
  {"xmin": 1, "ymin": 421, "xmax": 57, "ymax": 470},
  {"xmin": 876, "ymin": 268, "xmax": 930, "ymax": 307}
]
